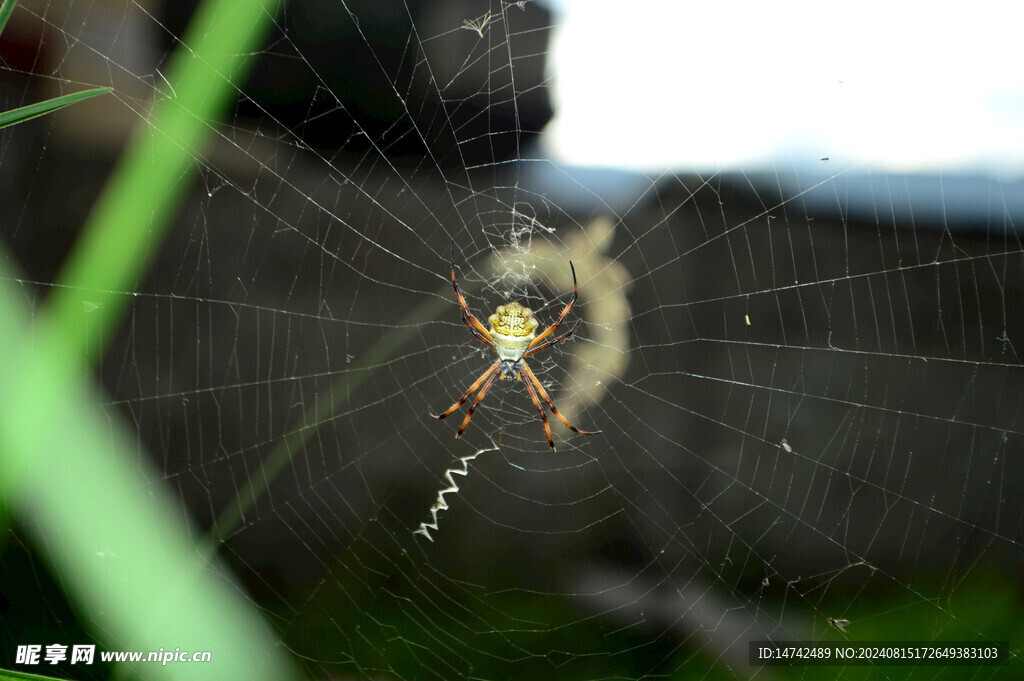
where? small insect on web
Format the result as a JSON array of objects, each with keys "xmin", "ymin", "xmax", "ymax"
[
  {"xmin": 432, "ymin": 243, "xmax": 600, "ymax": 452},
  {"xmin": 827, "ymin": 617, "xmax": 850, "ymax": 633}
]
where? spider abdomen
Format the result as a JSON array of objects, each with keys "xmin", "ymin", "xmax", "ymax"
[{"xmin": 488, "ymin": 302, "xmax": 538, "ymax": 364}]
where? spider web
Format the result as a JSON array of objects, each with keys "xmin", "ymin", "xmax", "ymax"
[{"xmin": 1, "ymin": 0, "xmax": 1022, "ymax": 679}]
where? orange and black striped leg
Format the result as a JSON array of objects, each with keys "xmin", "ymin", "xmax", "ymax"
[
  {"xmin": 522, "ymin": 320, "xmax": 580, "ymax": 360},
  {"xmin": 462, "ymin": 310, "xmax": 495, "ymax": 350},
  {"xmin": 457, "ymin": 369, "xmax": 499, "ymax": 438},
  {"xmin": 521, "ymin": 360, "xmax": 601, "ymax": 435},
  {"xmin": 450, "ymin": 242, "xmax": 494, "ymax": 347},
  {"xmin": 525, "ymin": 261, "xmax": 577, "ymax": 350},
  {"xmin": 522, "ymin": 368, "xmax": 556, "ymax": 452},
  {"xmin": 434, "ymin": 361, "xmax": 499, "ymax": 420}
]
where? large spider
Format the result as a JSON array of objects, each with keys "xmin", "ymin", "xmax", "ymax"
[{"xmin": 434, "ymin": 246, "xmax": 599, "ymax": 451}]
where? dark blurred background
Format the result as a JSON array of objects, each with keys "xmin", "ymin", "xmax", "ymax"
[{"xmin": 2, "ymin": 0, "xmax": 1021, "ymax": 678}]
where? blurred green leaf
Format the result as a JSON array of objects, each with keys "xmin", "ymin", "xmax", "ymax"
[{"xmin": 0, "ymin": 0, "xmax": 297, "ymax": 677}]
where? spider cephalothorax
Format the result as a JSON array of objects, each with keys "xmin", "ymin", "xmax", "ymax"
[{"xmin": 433, "ymin": 246, "xmax": 599, "ymax": 451}]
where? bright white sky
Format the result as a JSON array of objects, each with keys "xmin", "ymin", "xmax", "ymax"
[{"xmin": 542, "ymin": 0, "xmax": 1024, "ymax": 177}]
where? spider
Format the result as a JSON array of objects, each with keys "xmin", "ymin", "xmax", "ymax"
[{"xmin": 434, "ymin": 245, "xmax": 599, "ymax": 452}]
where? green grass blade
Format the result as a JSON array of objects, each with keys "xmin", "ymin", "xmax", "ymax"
[
  {"xmin": 45, "ymin": 0, "xmax": 277, "ymax": 367},
  {"xmin": 0, "ymin": 88, "xmax": 111, "ymax": 129},
  {"xmin": 0, "ymin": 666, "xmax": 87, "ymax": 680},
  {"xmin": 0, "ymin": 0, "xmax": 16, "ymax": 39}
]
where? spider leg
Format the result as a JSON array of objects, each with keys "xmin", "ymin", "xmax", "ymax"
[
  {"xmin": 521, "ymin": 367, "xmax": 556, "ymax": 452},
  {"xmin": 462, "ymin": 310, "xmax": 495, "ymax": 350},
  {"xmin": 521, "ymin": 360, "xmax": 601, "ymax": 435},
  {"xmin": 521, "ymin": 320, "xmax": 580, "ymax": 360},
  {"xmin": 526, "ymin": 261, "xmax": 577, "ymax": 350},
  {"xmin": 450, "ymin": 242, "xmax": 494, "ymax": 348},
  {"xmin": 434, "ymin": 361, "xmax": 499, "ymax": 420},
  {"xmin": 456, "ymin": 369, "xmax": 499, "ymax": 439}
]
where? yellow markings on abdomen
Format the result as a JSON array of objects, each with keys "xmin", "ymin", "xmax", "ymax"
[{"xmin": 488, "ymin": 302, "xmax": 538, "ymax": 338}]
